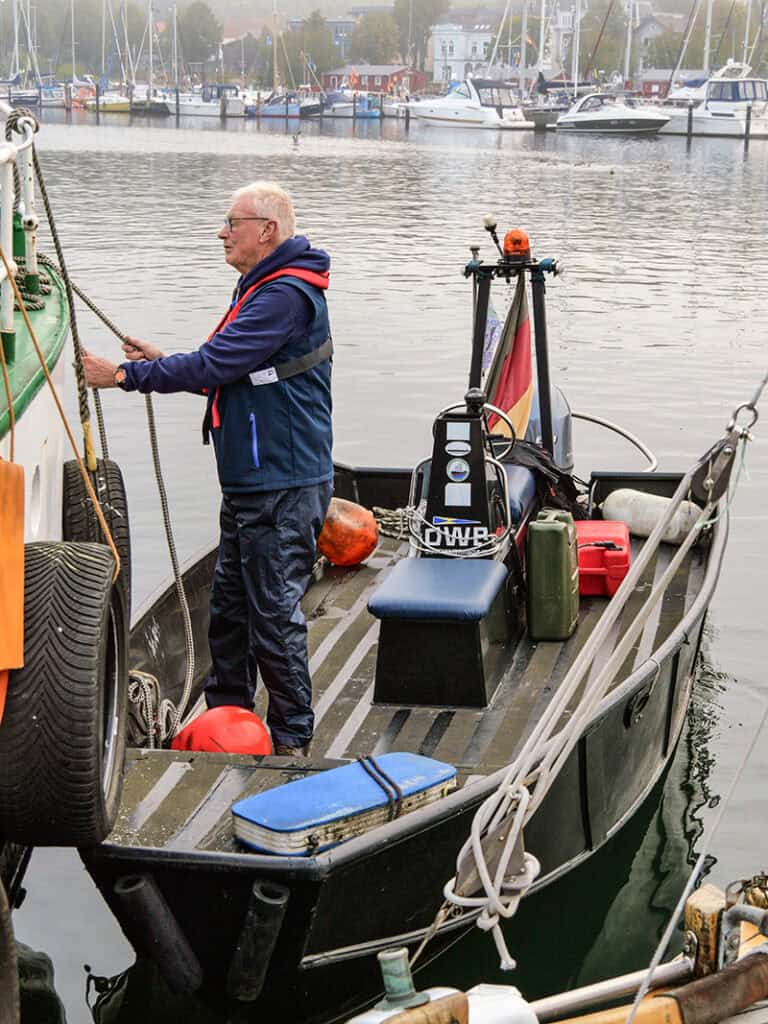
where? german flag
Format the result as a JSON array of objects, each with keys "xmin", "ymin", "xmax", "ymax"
[{"xmin": 484, "ymin": 274, "xmax": 533, "ymax": 439}]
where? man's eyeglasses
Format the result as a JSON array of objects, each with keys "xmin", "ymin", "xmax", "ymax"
[{"xmin": 222, "ymin": 216, "xmax": 271, "ymax": 232}]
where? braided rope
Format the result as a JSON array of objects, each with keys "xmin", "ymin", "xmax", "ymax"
[
  {"xmin": 37, "ymin": 252, "xmax": 197, "ymax": 742},
  {"xmin": 14, "ymin": 109, "xmax": 105, "ymax": 467}
]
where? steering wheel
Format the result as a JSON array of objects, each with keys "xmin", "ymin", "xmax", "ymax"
[
  {"xmin": 483, "ymin": 402, "xmax": 517, "ymax": 461},
  {"xmin": 435, "ymin": 400, "xmax": 517, "ymax": 461}
]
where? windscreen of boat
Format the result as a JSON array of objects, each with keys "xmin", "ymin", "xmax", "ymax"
[
  {"xmin": 477, "ymin": 86, "xmax": 518, "ymax": 107},
  {"xmin": 706, "ymin": 80, "xmax": 768, "ymax": 101},
  {"xmin": 450, "ymin": 83, "xmax": 471, "ymax": 98},
  {"xmin": 734, "ymin": 80, "xmax": 768, "ymax": 100}
]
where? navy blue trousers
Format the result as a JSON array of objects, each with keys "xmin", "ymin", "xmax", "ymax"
[{"xmin": 204, "ymin": 482, "xmax": 332, "ymax": 748}]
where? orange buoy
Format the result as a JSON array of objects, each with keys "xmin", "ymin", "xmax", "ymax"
[
  {"xmin": 317, "ymin": 497, "xmax": 379, "ymax": 567},
  {"xmin": 171, "ymin": 706, "xmax": 272, "ymax": 755}
]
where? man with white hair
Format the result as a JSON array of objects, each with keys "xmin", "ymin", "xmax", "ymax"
[{"xmin": 84, "ymin": 181, "xmax": 333, "ymax": 757}]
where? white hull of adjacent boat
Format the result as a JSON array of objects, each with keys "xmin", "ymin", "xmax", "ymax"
[
  {"xmin": 413, "ymin": 104, "xmax": 528, "ymax": 129},
  {"xmin": 657, "ymin": 107, "xmax": 768, "ymax": 138},
  {"xmin": 557, "ymin": 93, "xmax": 669, "ymax": 134},
  {"xmin": 176, "ymin": 97, "xmax": 245, "ymax": 118},
  {"xmin": 412, "ymin": 78, "xmax": 529, "ymax": 130},
  {"xmin": 0, "ymin": 358, "xmax": 67, "ymax": 542}
]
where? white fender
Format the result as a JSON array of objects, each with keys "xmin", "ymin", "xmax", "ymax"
[{"xmin": 601, "ymin": 489, "xmax": 702, "ymax": 545}]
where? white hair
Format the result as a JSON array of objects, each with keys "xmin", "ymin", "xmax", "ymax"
[{"xmin": 231, "ymin": 181, "xmax": 296, "ymax": 242}]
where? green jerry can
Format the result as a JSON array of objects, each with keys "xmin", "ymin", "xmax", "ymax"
[{"xmin": 526, "ymin": 508, "xmax": 579, "ymax": 641}]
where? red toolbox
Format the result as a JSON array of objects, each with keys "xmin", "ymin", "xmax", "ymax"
[{"xmin": 576, "ymin": 520, "xmax": 631, "ymax": 596}]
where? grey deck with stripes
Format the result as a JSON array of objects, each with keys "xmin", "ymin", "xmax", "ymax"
[{"xmin": 109, "ymin": 537, "xmax": 704, "ymax": 854}]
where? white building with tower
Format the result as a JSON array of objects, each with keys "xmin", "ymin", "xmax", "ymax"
[{"xmin": 430, "ymin": 23, "xmax": 493, "ymax": 82}]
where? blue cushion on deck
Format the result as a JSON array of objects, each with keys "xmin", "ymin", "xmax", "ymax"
[
  {"xmin": 368, "ymin": 558, "xmax": 508, "ymax": 622},
  {"xmin": 504, "ymin": 464, "xmax": 537, "ymax": 524}
]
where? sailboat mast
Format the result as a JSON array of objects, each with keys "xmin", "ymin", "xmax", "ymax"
[
  {"xmin": 102, "ymin": 0, "xmax": 107, "ymax": 80},
  {"xmin": 71, "ymin": 0, "xmax": 76, "ymax": 78},
  {"xmin": 702, "ymin": 0, "xmax": 713, "ymax": 74},
  {"xmin": 623, "ymin": 0, "xmax": 633, "ymax": 83},
  {"xmin": 537, "ymin": 0, "xmax": 546, "ymax": 70},
  {"xmin": 571, "ymin": 0, "xmax": 581, "ymax": 98},
  {"xmin": 148, "ymin": 0, "xmax": 153, "ymax": 93},
  {"xmin": 272, "ymin": 0, "xmax": 280, "ymax": 90},
  {"xmin": 173, "ymin": 3, "xmax": 178, "ymax": 89},
  {"xmin": 743, "ymin": 0, "xmax": 752, "ymax": 63},
  {"xmin": 12, "ymin": 0, "xmax": 20, "ymax": 79},
  {"xmin": 488, "ymin": 0, "xmax": 512, "ymax": 68},
  {"xmin": 520, "ymin": 0, "xmax": 529, "ymax": 94}
]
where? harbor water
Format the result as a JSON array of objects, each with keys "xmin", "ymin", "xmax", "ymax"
[{"xmin": 13, "ymin": 110, "xmax": 768, "ymax": 1021}]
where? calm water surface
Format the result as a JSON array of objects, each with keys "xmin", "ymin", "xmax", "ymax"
[{"xmin": 14, "ymin": 111, "xmax": 768, "ymax": 1020}]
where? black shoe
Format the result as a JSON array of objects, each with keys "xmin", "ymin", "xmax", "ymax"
[{"xmin": 274, "ymin": 743, "xmax": 310, "ymax": 758}]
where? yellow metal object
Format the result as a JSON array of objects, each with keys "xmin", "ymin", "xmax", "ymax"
[
  {"xmin": 387, "ymin": 993, "xmax": 469, "ymax": 1024},
  {"xmin": 684, "ymin": 882, "xmax": 725, "ymax": 975},
  {"xmin": 0, "ymin": 459, "xmax": 24, "ymax": 673},
  {"xmin": 82, "ymin": 420, "xmax": 98, "ymax": 472},
  {"xmin": 549, "ymin": 994, "xmax": 682, "ymax": 1024}
]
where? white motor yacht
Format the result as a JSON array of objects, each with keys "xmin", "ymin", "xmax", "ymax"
[
  {"xmin": 412, "ymin": 78, "xmax": 528, "ymax": 129},
  {"xmin": 657, "ymin": 63, "xmax": 768, "ymax": 137},
  {"xmin": 556, "ymin": 93, "xmax": 669, "ymax": 134}
]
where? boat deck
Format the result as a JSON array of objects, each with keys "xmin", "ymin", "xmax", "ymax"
[{"xmin": 109, "ymin": 532, "xmax": 706, "ymax": 857}]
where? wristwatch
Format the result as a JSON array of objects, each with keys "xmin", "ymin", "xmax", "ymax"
[{"xmin": 113, "ymin": 367, "xmax": 128, "ymax": 389}]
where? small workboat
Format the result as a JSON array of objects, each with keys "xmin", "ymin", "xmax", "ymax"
[
  {"xmin": 77, "ymin": 221, "xmax": 755, "ymax": 1023},
  {"xmin": 557, "ymin": 93, "xmax": 670, "ymax": 134},
  {"xmin": 321, "ymin": 90, "xmax": 381, "ymax": 119},
  {"xmin": 257, "ymin": 92, "xmax": 301, "ymax": 118}
]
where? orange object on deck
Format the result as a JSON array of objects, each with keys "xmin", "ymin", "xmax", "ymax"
[
  {"xmin": 317, "ymin": 497, "xmax": 379, "ymax": 566},
  {"xmin": 171, "ymin": 706, "xmax": 273, "ymax": 755},
  {"xmin": 0, "ymin": 459, "xmax": 25, "ymax": 676}
]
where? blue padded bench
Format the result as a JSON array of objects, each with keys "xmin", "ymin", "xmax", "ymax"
[
  {"xmin": 368, "ymin": 557, "xmax": 512, "ymax": 708},
  {"xmin": 504, "ymin": 464, "xmax": 538, "ymax": 525}
]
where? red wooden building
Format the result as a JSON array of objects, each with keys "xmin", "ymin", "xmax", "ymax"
[{"xmin": 321, "ymin": 65, "xmax": 428, "ymax": 94}]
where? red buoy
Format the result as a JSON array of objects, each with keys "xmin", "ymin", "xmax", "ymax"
[
  {"xmin": 317, "ymin": 497, "xmax": 379, "ymax": 567},
  {"xmin": 171, "ymin": 706, "xmax": 272, "ymax": 755}
]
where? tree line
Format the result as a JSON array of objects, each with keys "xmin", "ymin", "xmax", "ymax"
[
  {"xmin": 1, "ymin": 0, "xmax": 452, "ymax": 83},
  {"xmin": 4, "ymin": 0, "xmax": 763, "ymax": 84}
]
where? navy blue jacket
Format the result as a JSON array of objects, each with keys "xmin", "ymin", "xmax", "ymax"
[{"xmin": 121, "ymin": 237, "xmax": 333, "ymax": 494}]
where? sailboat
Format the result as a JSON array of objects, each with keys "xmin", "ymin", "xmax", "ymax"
[{"xmin": 127, "ymin": 0, "xmax": 169, "ymax": 115}]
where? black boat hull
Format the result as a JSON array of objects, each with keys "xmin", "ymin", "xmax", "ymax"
[{"xmin": 81, "ymin": 465, "xmax": 728, "ymax": 1022}]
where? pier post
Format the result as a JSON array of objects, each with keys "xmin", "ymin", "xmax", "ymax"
[
  {"xmin": 405, "ymin": 103, "xmax": 410, "ymax": 130},
  {"xmin": 530, "ymin": 266, "xmax": 555, "ymax": 455},
  {"xmin": 744, "ymin": 103, "xmax": 752, "ymax": 150},
  {"xmin": 353, "ymin": 93, "xmax": 357, "ymax": 120},
  {"xmin": 175, "ymin": 87, "xmax": 180, "ymax": 120},
  {"xmin": 226, "ymin": 880, "xmax": 289, "ymax": 1001},
  {"xmin": 95, "ymin": 84, "xmax": 100, "ymax": 124},
  {"xmin": 686, "ymin": 100, "xmax": 693, "ymax": 139},
  {"xmin": 113, "ymin": 874, "xmax": 203, "ymax": 995}
]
